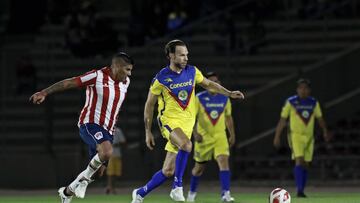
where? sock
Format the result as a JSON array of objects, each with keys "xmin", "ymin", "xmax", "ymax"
[
  {"xmin": 68, "ymin": 154, "xmax": 103, "ymax": 192},
  {"xmin": 219, "ymin": 170, "xmax": 230, "ymax": 196},
  {"xmin": 137, "ymin": 170, "xmax": 168, "ymax": 197},
  {"xmin": 294, "ymin": 165, "xmax": 304, "ymax": 193},
  {"xmin": 190, "ymin": 175, "xmax": 201, "ymax": 193},
  {"xmin": 173, "ymin": 150, "xmax": 190, "ymax": 188},
  {"xmin": 302, "ymin": 168, "xmax": 308, "ymax": 192}
]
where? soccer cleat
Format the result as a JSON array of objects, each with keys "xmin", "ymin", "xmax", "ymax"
[
  {"xmin": 221, "ymin": 191, "xmax": 235, "ymax": 202},
  {"xmin": 74, "ymin": 179, "xmax": 89, "ymax": 198},
  {"xmin": 186, "ymin": 191, "xmax": 197, "ymax": 202},
  {"xmin": 58, "ymin": 187, "xmax": 73, "ymax": 203},
  {"xmin": 170, "ymin": 187, "xmax": 185, "ymax": 202},
  {"xmin": 297, "ymin": 192, "xmax": 307, "ymax": 198},
  {"xmin": 131, "ymin": 189, "xmax": 144, "ymax": 203}
]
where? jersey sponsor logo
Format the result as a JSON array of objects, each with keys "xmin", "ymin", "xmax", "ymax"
[
  {"xmin": 210, "ymin": 110, "xmax": 219, "ymax": 119},
  {"xmin": 206, "ymin": 103, "xmax": 225, "ymax": 108},
  {"xmin": 169, "ymin": 79, "xmax": 193, "ymax": 89},
  {"xmin": 178, "ymin": 90, "xmax": 188, "ymax": 101},
  {"xmin": 94, "ymin": 131, "xmax": 103, "ymax": 140}
]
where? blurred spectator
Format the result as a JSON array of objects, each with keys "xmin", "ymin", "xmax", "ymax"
[
  {"xmin": 167, "ymin": 5, "xmax": 187, "ymax": 32},
  {"xmin": 16, "ymin": 56, "xmax": 37, "ymax": 94},
  {"xmin": 106, "ymin": 125, "xmax": 126, "ymax": 194}
]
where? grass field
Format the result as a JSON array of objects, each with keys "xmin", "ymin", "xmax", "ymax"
[{"xmin": 1, "ymin": 192, "xmax": 360, "ymax": 203}]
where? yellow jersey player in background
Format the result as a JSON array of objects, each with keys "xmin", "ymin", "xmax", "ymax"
[
  {"xmin": 187, "ymin": 72, "xmax": 236, "ymax": 202},
  {"xmin": 274, "ymin": 78, "xmax": 330, "ymax": 198},
  {"xmin": 131, "ymin": 39, "xmax": 244, "ymax": 203}
]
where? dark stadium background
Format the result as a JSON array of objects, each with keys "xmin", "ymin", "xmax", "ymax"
[{"xmin": 0, "ymin": 0, "xmax": 359, "ymax": 192}]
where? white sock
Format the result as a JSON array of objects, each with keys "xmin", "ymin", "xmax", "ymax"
[{"xmin": 68, "ymin": 154, "xmax": 104, "ymax": 191}]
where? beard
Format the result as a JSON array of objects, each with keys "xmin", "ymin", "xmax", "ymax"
[{"xmin": 174, "ymin": 62, "xmax": 186, "ymax": 69}]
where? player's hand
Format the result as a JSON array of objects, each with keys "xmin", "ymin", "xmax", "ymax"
[
  {"xmin": 273, "ymin": 137, "xmax": 281, "ymax": 149},
  {"xmin": 29, "ymin": 91, "xmax": 47, "ymax": 104},
  {"xmin": 145, "ymin": 131, "xmax": 155, "ymax": 150},
  {"xmin": 229, "ymin": 91, "xmax": 245, "ymax": 99},
  {"xmin": 228, "ymin": 135, "xmax": 236, "ymax": 147},
  {"xmin": 194, "ymin": 133, "xmax": 203, "ymax": 143}
]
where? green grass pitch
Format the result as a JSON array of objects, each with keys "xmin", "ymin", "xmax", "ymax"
[{"xmin": 1, "ymin": 192, "xmax": 360, "ymax": 203}]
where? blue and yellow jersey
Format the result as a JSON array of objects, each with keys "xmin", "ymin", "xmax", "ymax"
[
  {"xmin": 150, "ymin": 65, "xmax": 204, "ymax": 134},
  {"xmin": 196, "ymin": 91, "xmax": 231, "ymax": 139},
  {"xmin": 281, "ymin": 95, "xmax": 322, "ymax": 136}
]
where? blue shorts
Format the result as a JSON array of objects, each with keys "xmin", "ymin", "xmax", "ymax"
[{"xmin": 79, "ymin": 123, "xmax": 113, "ymax": 162}]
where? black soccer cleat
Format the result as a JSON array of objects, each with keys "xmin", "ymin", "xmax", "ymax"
[{"xmin": 297, "ymin": 192, "xmax": 307, "ymax": 198}]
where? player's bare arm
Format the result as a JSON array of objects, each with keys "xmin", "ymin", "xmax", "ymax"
[
  {"xmin": 317, "ymin": 117, "xmax": 330, "ymax": 142},
  {"xmin": 199, "ymin": 77, "xmax": 245, "ymax": 99},
  {"xmin": 225, "ymin": 115, "xmax": 236, "ymax": 147},
  {"xmin": 274, "ymin": 117, "xmax": 287, "ymax": 148},
  {"xmin": 29, "ymin": 77, "xmax": 78, "ymax": 104},
  {"xmin": 144, "ymin": 91, "xmax": 158, "ymax": 150}
]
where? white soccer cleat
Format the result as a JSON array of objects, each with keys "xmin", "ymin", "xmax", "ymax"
[
  {"xmin": 170, "ymin": 187, "xmax": 185, "ymax": 202},
  {"xmin": 131, "ymin": 189, "xmax": 144, "ymax": 203},
  {"xmin": 221, "ymin": 191, "xmax": 235, "ymax": 202},
  {"xmin": 74, "ymin": 179, "xmax": 89, "ymax": 198},
  {"xmin": 58, "ymin": 187, "xmax": 73, "ymax": 203},
  {"xmin": 186, "ymin": 191, "xmax": 197, "ymax": 202}
]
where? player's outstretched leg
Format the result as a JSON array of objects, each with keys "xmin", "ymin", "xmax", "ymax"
[{"xmin": 187, "ymin": 162, "xmax": 205, "ymax": 202}]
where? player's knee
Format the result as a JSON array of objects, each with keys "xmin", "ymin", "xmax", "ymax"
[
  {"xmin": 162, "ymin": 167, "xmax": 175, "ymax": 177},
  {"xmin": 179, "ymin": 140, "xmax": 192, "ymax": 152},
  {"xmin": 192, "ymin": 166, "xmax": 204, "ymax": 176},
  {"xmin": 99, "ymin": 148, "xmax": 113, "ymax": 161}
]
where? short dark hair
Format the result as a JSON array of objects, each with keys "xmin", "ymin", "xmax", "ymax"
[
  {"xmin": 206, "ymin": 71, "xmax": 218, "ymax": 78},
  {"xmin": 164, "ymin": 39, "xmax": 186, "ymax": 57},
  {"xmin": 297, "ymin": 78, "xmax": 311, "ymax": 87},
  {"xmin": 112, "ymin": 52, "xmax": 134, "ymax": 65}
]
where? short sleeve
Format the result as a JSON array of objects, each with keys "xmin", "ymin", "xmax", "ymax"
[
  {"xmin": 225, "ymin": 99, "xmax": 232, "ymax": 116},
  {"xmin": 150, "ymin": 79, "xmax": 162, "ymax": 95},
  {"xmin": 280, "ymin": 101, "xmax": 291, "ymax": 119},
  {"xmin": 75, "ymin": 69, "xmax": 97, "ymax": 87},
  {"xmin": 314, "ymin": 101, "xmax": 323, "ymax": 118},
  {"xmin": 194, "ymin": 67, "xmax": 204, "ymax": 84}
]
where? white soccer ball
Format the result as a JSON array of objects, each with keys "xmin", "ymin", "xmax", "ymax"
[{"xmin": 269, "ymin": 188, "xmax": 291, "ymax": 203}]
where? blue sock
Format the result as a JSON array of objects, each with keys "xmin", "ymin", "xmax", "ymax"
[
  {"xmin": 219, "ymin": 170, "xmax": 230, "ymax": 195},
  {"xmin": 190, "ymin": 175, "xmax": 201, "ymax": 192},
  {"xmin": 303, "ymin": 168, "xmax": 308, "ymax": 192},
  {"xmin": 173, "ymin": 150, "xmax": 190, "ymax": 188},
  {"xmin": 137, "ymin": 170, "xmax": 168, "ymax": 197},
  {"xmin": 294, "ymin": 165, "xmax": 304, "ymax": 193}
]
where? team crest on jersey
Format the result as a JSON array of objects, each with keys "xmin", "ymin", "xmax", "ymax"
[
  {"xmin": 178, "ymin": 90, "xmax": 188, "ymax": 101},
  {"xmin": 302, "ymin": 110, "xmax": 310, "ymax": 119},
  {"xmin": 94, "ymin": 132, "xmax": 103, "ymax": 140},
  {"xmin": 210, "ymin": 110, "xmax": 219, "ymax": 119}
]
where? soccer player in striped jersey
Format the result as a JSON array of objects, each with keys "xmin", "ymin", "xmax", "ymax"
[
  {"xmin": 187, "ymin": 72, "xmax": 236, "ymax": 202},
  {"xmin": 29, "ymin": 52, "xmax": 134, "ymax": 203},
  {"xmin": 274, "ymin": 78, "xmax": 330, "ymax": 198},
  {"xmin": 131, "ymin": 40, "xmax": 244, "ymax": 203}
]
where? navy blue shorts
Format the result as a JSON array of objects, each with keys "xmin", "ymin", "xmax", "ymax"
[{"xmin": 79, "ymin": 123, "xmax": 113, "ymax": 162}]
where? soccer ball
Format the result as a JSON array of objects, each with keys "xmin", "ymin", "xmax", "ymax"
[{"xmin": 269, "ymin": 188, "xmax": 291, "ymax": 203}]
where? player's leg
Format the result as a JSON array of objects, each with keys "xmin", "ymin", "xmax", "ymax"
[
  {"xmin": 215, "ymin": 135, "xmax": 234, "ymax": 202},
  {"xmin": 300, "ymin": 138, "xmax": 314, "ymax": 197},
  {"xmin": 132, "ymin": 152, "xmax": 175, "ymax": 202},
  {"xmin": 291, "ymin": 134, "xmax": 308, "ymax": 197},
  {"xmin": 65, "ymin": 124, "xmax": 112, "ymax": 198},
  {"xmin": 187, "ymin": 162, "xmax": 206, "ymax": 202},
  {"xmin": 169, "ymin": 127, "xmax": 192, "ymax": 189}
]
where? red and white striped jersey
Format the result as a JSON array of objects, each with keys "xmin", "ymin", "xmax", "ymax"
[{"xmin": 75, "ymin": 67, "xmax": 130, "ymax": 134}]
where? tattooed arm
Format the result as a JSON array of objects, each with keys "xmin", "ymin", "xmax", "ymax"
[{"xmin": 29, "ymin": 77, "xmax": 79, "ymax": 104}]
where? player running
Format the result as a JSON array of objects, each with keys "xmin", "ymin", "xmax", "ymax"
[
  {"xmin": 131, "ymin": 39, "xmax": 244, "ymax": 203},
  {"xmin": 29, "ymin": 52, "xmax": 134, "ymax": 203}
]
